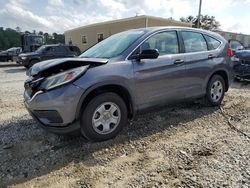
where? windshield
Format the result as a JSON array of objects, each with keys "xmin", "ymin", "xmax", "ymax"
[
  {"xmin": 31, "ymin": 36, "xmax": 43, "ymax": 45},
  {"xmin": 80, "ymin": 30, "xmax": 146, "ymax": 58},
  {"xmin": 7, "ymin": 47, "xmax": 16, "ymax": 52},
  {"xmin": 35, "ymin": 46, "xmax": 46, "ymax": 53}
]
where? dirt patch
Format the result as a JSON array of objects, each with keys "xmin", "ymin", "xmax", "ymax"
[{"xmin": 0, "ymin": 66, "xmax": 249, "ymax": 188}]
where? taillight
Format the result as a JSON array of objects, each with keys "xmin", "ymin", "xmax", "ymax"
[{"xmin": 227, "ymin": 48, "xmax": 233, "ymax": 57}]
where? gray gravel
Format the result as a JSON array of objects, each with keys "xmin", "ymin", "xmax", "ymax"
[{"xmin": 0, "ymin": 65, "xmax": 250, "ymax": 188}]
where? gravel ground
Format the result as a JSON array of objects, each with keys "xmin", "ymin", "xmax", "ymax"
[{"xmin": 0, "ymin": 65, "xmax": 249, "ymax": 188}]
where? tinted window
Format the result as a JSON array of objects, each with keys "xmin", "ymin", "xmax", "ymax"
[
  {"xmin": 69, "ymin": 46, "xmax": 81, "ymax": 55},
  {"xmin": 204, "ymin": 35, "xmax": 221, "ymax": 50},
  {"xmin": 69, "ymin": 46, "xmax": 78, "ymax": 52},
  {"xmin": 45, "ymin": 47, "xmax": 53, "ymax": 52},
  {"xmin": 54, "ymin": 46, "xmax": 64, "ymax": 52},
  {"xmin": 140, "ymin": 31, "xmax": 179, "ymax": 55},
  {"xmin": 36, "ymin": 46, "xmax": 46, "ymax": 53},
  {"xmin": 182, "ymin": 31, "xmax": 207, "ymax": 53}
]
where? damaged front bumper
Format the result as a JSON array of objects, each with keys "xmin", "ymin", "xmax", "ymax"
[{"xmin": 24, "ymin": 83, "xmax": 84, "ymax": 134}]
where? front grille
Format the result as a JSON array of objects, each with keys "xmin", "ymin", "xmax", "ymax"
[
  {"xmin": 241, "ymin": 59, "xmax": 250, "ymax": 65},
  {"xmin": 33, "ymin": 110, "xmax": 63, "ymax": 124}
]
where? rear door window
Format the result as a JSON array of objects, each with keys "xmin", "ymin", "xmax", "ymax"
[
  {"xmin": 140, "ymin": 31, "xmax": 179, "ymax": 56},
  {"xmin": 54, "ymin": 46, "xmax": 63, "ymax": 53},
  {"xmin": 181, "ymin": 31, "xmax": 208, "ymax": 53},
  {"xmin": 204, "ymin": 35, "xmax": 221, "ymax": 50}
]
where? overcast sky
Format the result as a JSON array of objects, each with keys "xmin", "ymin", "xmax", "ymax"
[{"xmin": 0, "ymin": 0, "xmax": 250, "ymax": 34}]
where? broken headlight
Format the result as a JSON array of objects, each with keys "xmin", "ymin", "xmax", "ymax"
[{"xmin": 40, "ymin": 66, "xmax": 89, "ymax": 90}]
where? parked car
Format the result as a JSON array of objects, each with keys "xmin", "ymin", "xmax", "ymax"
[
  {"xmin": 0, "ymin": 47, "xmax": 22, "ymax": 62},
  {"xmin": 17, "ymin": 44, "xmax": 81, "ymax": 68},
  {"xmin": 24, "ymin": 27, "xmax": 234, "ymax": 141},
  {"xmin": 229, "ymin": 40, "xmax": 250, "ymax": 80}
]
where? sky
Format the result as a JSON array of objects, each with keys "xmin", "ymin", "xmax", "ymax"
[{"xmin": 0, "ymin": 0, "xmax": 250, "ymax": 34}]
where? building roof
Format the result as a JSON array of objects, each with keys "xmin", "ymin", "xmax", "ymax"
[
  {"xmin": 214, "ymin": 29, "xmax": 250, "ymax": 37},
  {"xmin": 64, "ymin": 15, "xmax": 191, "ymax": 33}
]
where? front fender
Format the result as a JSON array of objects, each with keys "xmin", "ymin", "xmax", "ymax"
[{"xmin": 74, "ymin": 80, "xmax": 136, "ymax": 120}]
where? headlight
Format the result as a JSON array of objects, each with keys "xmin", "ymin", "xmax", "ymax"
[
  {"xmin": 232, "ymin": 55, "xmax": 239, "ymax": 62},
  {"xmin": 21, "ymin": 56, "xmax": 27, "ymax": 60},
  {"xmin": 40, "ymin": 66, "xmax": 89, "ymax": 90}
]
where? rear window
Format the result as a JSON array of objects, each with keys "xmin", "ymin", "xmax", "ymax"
[
  {"xmin": 69, "ymin": 46, "xmax": 79, "ymax": 52},
  {"xmin": 182, "ymin": 31, "xmax": 207, "ymax": 53},
  {"xmin": 68, "ymin": 46, "xmax": 80, "ymax": 55},
  {"xmin": 204, "ymin": 35, "xmax": 221, "ymax": 50}
]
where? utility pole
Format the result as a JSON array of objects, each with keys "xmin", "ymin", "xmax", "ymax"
[{"xmin": 197, "ymin": 0, "xmax": 202, "ymax": 28}]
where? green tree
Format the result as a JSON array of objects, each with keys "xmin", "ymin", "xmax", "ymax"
[
  {"xmin": 180, "ymin": 14, "xmax": 220, "ymax": 30},
  {"xmin": 15, "ymin": 26, "xmax": 21, "ymax": 33},
  {"xmin": 0, "ymin": 27, "xmax": 65, "ymax": 50},
  {"xmin": 38, "ymin": 31, "xmax": 43, "ymax": 35}
]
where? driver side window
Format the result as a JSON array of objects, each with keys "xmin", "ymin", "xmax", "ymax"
[{"xmin": 138, "ymin": 31, "xmax": 179, "ymax": 56}]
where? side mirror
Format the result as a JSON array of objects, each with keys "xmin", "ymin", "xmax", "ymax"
[{"xmin": 138, "ymin": 49, "xmax": 159, "ymax": 60}]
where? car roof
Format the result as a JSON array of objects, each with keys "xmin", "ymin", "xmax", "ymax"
[
  {"xmin": 42, "ymin": 44, "xmax": 77, "ymax": 48},
  {"xmin": 130, "ymin": 26, "xmax": 226, "ymax": 42}
]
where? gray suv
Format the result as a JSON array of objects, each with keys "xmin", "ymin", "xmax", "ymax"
[{"xmin": 24, "ymin": 27, "xmax": 234, "ymax": 141}]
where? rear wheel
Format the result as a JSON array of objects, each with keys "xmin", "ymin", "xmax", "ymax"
[
  {"xmin": 80, "ymin": 92, "xmax": 128, "ymax": 141},
  {"xmin": 205, "ymin": 75, "xmax": 225, "ymax": 106}
]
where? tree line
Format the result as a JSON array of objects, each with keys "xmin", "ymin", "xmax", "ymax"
[
  {"xmin": 0, "ymin": 27, "xmax": 65, "ymax": 51},
  {"xmin": 180, "ymin": 14, "xmax": 220, "ymax": 30}
]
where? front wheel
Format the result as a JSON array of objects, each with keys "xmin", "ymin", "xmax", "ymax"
[
  {"xmin": 205, "ymin": 75, "xmax": 226, "ymax": 106},
  {"xmin": 80, "ymin": 92, "xmax": 128, "ymax": 141},
  {"xmin": 28, "ymin": 59, "xmax": 39, "ymax": 68}
]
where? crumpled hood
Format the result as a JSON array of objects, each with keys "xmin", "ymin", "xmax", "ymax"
[
  {"xmin": 234, "ymin": 50, "xmax": 250, "ymax": 60},
  {"xmin": 28, "ymin": 57, "xmax": 109, "ymax": 76}
]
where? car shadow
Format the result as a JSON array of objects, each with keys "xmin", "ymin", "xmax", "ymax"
[
  {"xmin": 4, "ymin": 67, "xmax": 26, "ymax": 74},
  {"xmin": 0, "ymin": 62, "xmax": 22, "ymax": 68},
  {"xmin": 231, "ymin": 80, "xmax": 250, "ymax": 89},
  {"xmin": 0, "ymin": 101, "xmax": 218, "ymax": 186}
]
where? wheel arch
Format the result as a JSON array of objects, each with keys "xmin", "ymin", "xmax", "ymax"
[
  {"xmin": 75, "ymin": 84, "xmax": 135, "ymax": 121},
  {"xmin": 207, "ymin": 70, "xmax": 229, "ymax": 92},
  {"xmin": 29, "ymin": 58, "xmax": 40, "ymax": 63}
]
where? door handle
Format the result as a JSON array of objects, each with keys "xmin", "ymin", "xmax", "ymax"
[
  {"xmin": 174, "ymin": 59, "xmax": 185, "ymax": 64},
  {"xmin": 208, "ymin": 54, "xmax": 215, "ymax": 59}
]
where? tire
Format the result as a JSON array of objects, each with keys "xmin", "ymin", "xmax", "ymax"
[
  {"xmin": 205, "ymin": 75, "xmax": 226, "ymax": 106},
  {"xmin": 80, "ymin": 92, "xmax": 128, "ymax": 141},
  {"xmin": 28, "ymin": 59, "xmax": 39, "ymax": 68}
]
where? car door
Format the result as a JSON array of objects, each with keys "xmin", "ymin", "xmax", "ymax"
[
  {"xmin": 180, "ymin": 31, "xmax": 221, "ymax": 98},
  {"xmin": 132, "ymin": 30, "xmax": 188, "ymax": 110},
  {"xmin": 56, "ymin": 46, "xmax": 71, "ymax": 58},
  {"xmin": 42, "ymin": 47, "xmax": 55, "ymax": 61}
]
